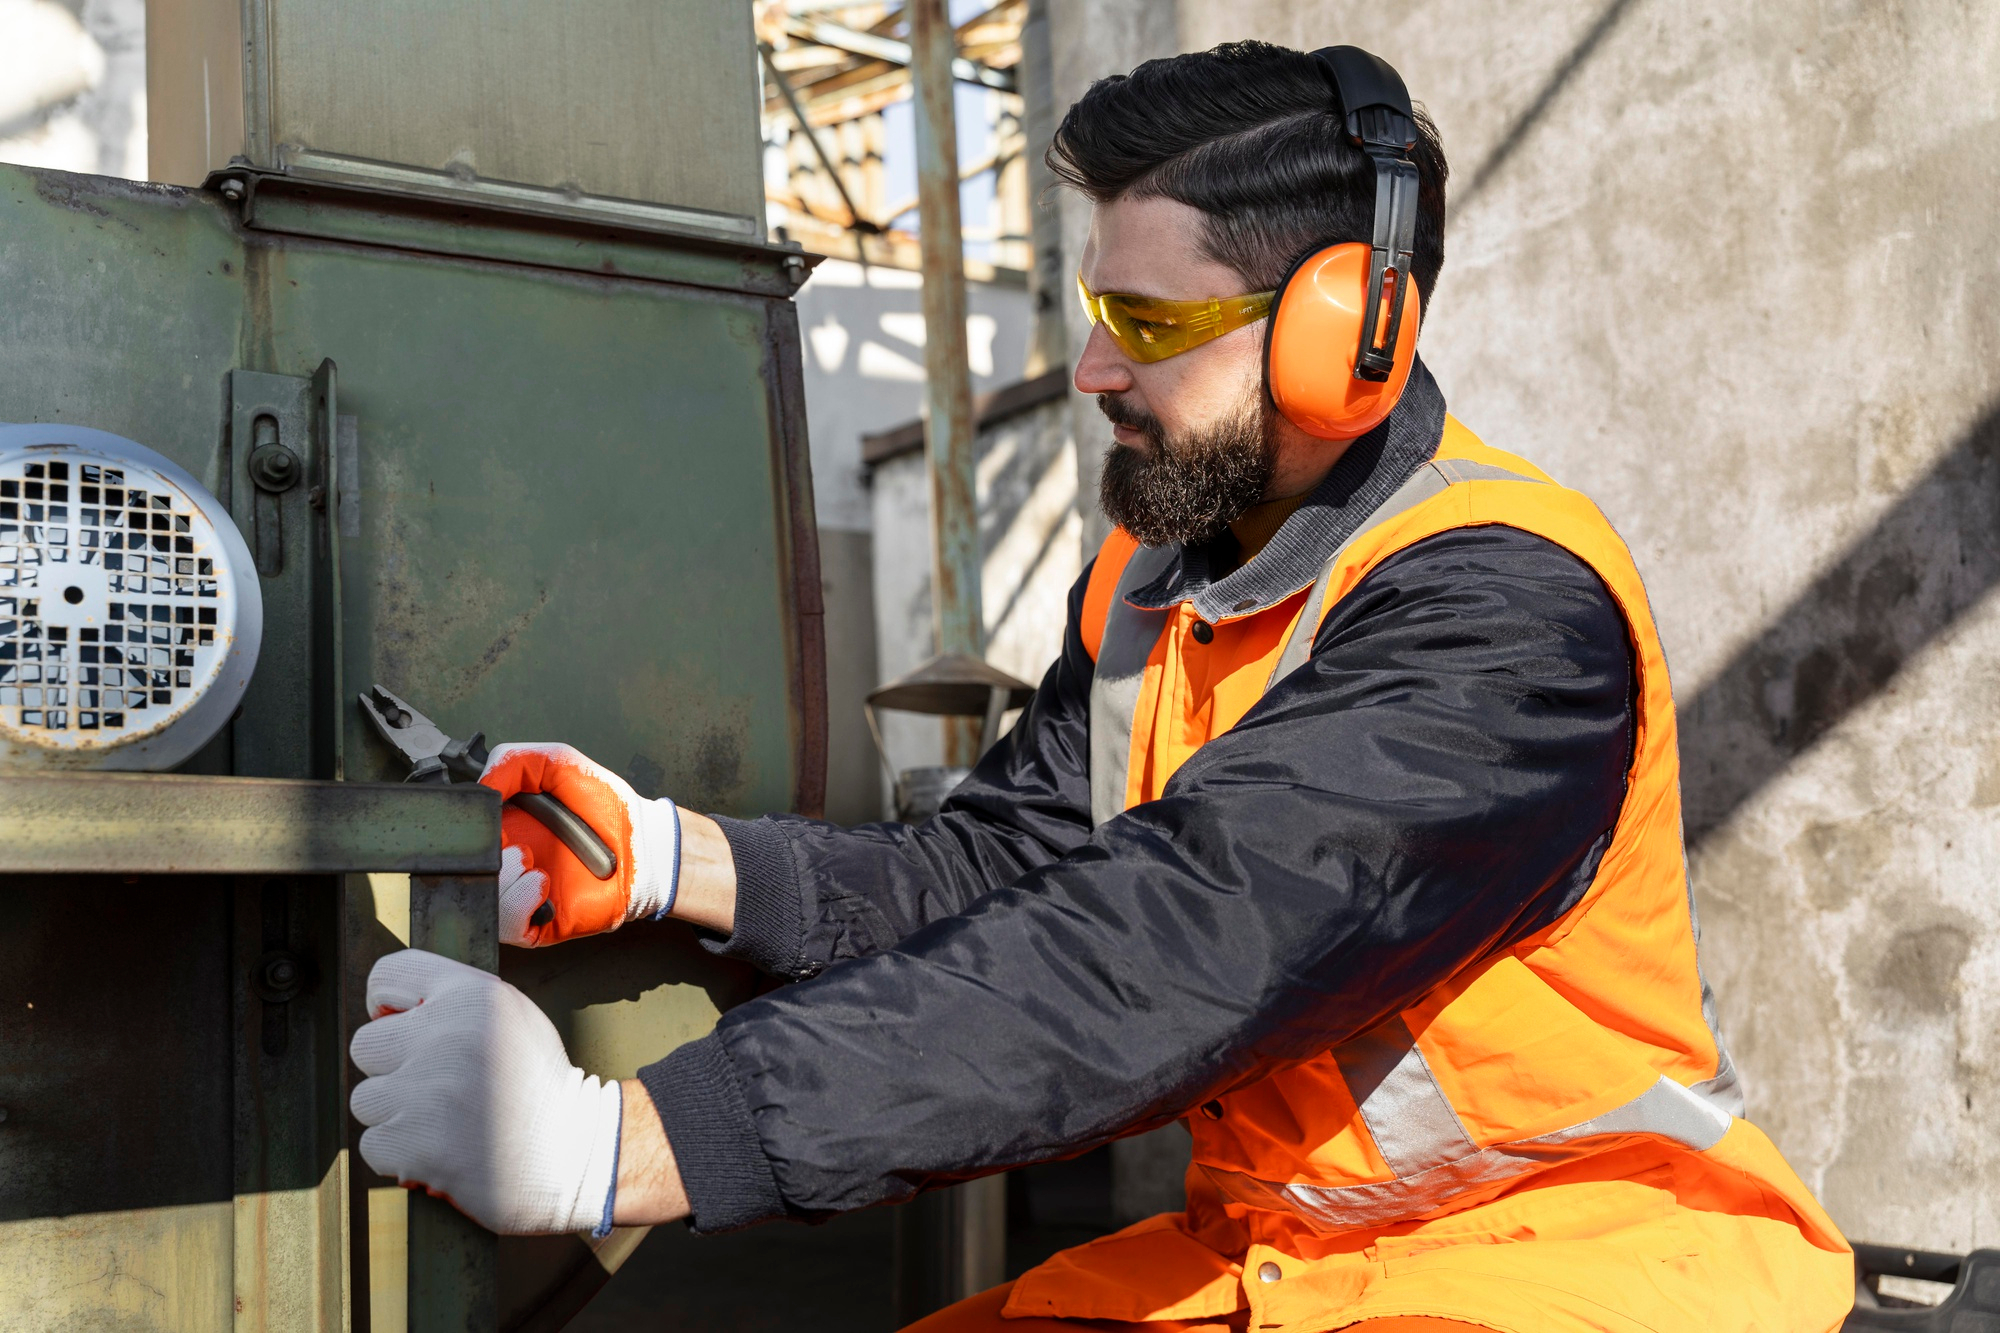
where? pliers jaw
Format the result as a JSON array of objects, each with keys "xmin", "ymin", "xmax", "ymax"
[
  {"xmin": 358, "ymin": 684, "xmax": 452, "ymax": 781},
  {"xmin": 358, "ymin": 684, "xmax": 490, "ymax": 783}
]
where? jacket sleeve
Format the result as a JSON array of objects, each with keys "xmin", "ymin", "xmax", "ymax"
[
  {"xmin": 696, "ymin": 564, "xmax": 1100, "ymax": 979},
  {"xmin": 640, "ymin": 526, "xmax": 1638, "ymax": 1232}
]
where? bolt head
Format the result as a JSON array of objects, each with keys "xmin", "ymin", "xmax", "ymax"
[
  {"xmin": 249, "ymin": 444, "xmax": 302, "ymax": 492},
  {"xmin": 219, "ymin": 179, "xmax": 246, "ymax": 202}
]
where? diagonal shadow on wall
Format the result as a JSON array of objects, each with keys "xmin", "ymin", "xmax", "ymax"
[
  {"xmin": 1678, "ymin": 398, "xmax": 2000, "ymax": 846},
  {"xmin": 1451, "ymin": 0, "xmax": 1646, "ymax": 213}
]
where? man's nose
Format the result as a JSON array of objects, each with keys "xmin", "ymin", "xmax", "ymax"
[{"xmin": 1073, "ymin": 323, "xmax": 1135, "ymax": 395}]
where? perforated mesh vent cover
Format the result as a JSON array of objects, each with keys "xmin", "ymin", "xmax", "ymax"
[{"xmin": 0, "ymin": 428, "xmax": 261, "ymax": 771}]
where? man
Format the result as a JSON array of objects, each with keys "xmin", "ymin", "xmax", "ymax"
[{"xmin": 349, "ymin": 42, "xmax": 1854, "ymax": 1331}]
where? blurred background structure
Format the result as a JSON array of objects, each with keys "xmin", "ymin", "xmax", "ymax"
[
  {"xmin": 5, "ymin": 0, "xmax": 2000, "ymax": 1319},
  {"xmin": 0, "ymin": 0, "xmax": 146, "ymax": 179}
]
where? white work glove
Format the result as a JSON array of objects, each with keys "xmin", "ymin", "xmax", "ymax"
[
  {"xmin": 480, "ymin": 742, "xmax": 682, "ymax": 948},
  {"xmin": 349, "ymin": 948, "xmax": 623, "ymax": 1236}
]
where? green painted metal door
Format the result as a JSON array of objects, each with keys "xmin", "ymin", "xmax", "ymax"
[{"xmin": 0, "ymin": 161, "xmax": 823, "ymax": 1331}]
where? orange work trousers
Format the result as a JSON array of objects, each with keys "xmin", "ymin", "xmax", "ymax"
[{"xmin": 903, "ymin": 1283, "xmax": 1477, "ymax": 1333}]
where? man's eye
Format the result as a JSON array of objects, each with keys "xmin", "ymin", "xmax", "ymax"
[{"xmin": 1129, "ymin": 320, "xmax": 1168, "ymax": 343}]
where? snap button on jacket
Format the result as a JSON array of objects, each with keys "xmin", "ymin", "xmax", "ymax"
[{"xmin": 1005, "ymin": 419, "xmax": 1852, "ymax": 1332}]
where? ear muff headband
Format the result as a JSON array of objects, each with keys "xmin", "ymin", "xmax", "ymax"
[
  {"xmin": 1266, "ymin": 46, "xmax": 1423, "ymax": 441},
  {"xmin": 1312, "ymin": 46, "xmax": 1421, "ymax": 383}
]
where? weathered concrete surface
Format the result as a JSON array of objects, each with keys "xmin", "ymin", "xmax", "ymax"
[
  {"xmin": 1054, "ymin": 0, "xmax": 2000, "ymax": 1253},
  {"xmin": 1047, "ymin": 0, "xmax": 1179, "ymax": 553}
]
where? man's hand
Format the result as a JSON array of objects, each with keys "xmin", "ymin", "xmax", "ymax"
[
  {"xmin": 349, "ymin": 949, "xmax": 623, "ymax": 1236},
  {"xmin": 480, "ymin": 743, "xmax": 681, "ymax": 947}
]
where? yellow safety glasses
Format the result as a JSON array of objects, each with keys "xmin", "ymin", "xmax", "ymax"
[{"xmin": 1076, "ymin": 274, "xmax": 1275, "ymax": 364}]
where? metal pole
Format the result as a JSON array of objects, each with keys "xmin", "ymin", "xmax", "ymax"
[
  {"xmin": 898, "ymin": 7, "xmax": 1003, "ymax": 1308},
  {"xmin": 909, "ymin": 0, "xmax": 984, "ymax": 769}
]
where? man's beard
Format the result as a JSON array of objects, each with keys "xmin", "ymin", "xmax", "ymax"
[{"xmin": 1097, "ymin": 389, "xmax": 1278, "ymax": 548}]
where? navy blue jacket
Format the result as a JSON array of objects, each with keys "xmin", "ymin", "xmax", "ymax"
[{"xmin": 639, "ymin": 365, "xmax": 1637, "ymax": 1232}]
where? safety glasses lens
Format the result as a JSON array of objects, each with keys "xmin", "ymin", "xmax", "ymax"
[{"xmin": 1076, "ymin": 278, "xmax": 1272, "ymax": 364}]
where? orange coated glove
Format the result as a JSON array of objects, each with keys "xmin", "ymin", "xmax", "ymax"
[{"xmin": 479, "ymin": 743, "xmax": 681, "ymax": 948}]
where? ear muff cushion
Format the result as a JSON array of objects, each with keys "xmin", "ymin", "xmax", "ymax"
[{"xmin": 1266, "ymin": 243, "xmax": 1421, "ymax": 441}]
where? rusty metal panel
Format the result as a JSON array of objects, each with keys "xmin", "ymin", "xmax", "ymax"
[
  {"xmin": 0, "ymin": 162, "xmax": 822, "ymax": 822},
  {"xmin": 0, "ymin": 157, "xmax": 823, "ymax": 1331},
  {"xmin": 0, "ymin": 876, "xmax": 236, "ymax": 1329},
  {"xmin": 232, "ymin": 874, "xmax": 351, "ymax": 1331}
]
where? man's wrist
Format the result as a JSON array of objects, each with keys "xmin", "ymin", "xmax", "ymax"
[
  {"xmin": 663, "ymin": 811, "xmax": 738, "ymax": 936},
  {"xmin": 612, "ymin": 1078, "xmax": 690, "ymax": 1226}
]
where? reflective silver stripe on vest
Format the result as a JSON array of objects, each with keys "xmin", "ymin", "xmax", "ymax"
[
  {"xmin": 1088, "ymin": 542, "xmax": 1177, "ymax": 826},
  {"xmin": 1264, "ymin": 458, "xmax": 1548, "ymax": 692},
  {"xmin": 1332, "ymin": 1016, "xmax": 1477, "ymax": 1176},
  {"xmin": 1682, "ymin": 835, "xmax": 1748, "ymax": 1118},
  {"xmin": 1691, "ymin": 1000, "xmax": 1746, "ymax": 1117},
  {"xmin": 1202, "ymin": 1072, "xmax": 1732, "ymax": 1233}
]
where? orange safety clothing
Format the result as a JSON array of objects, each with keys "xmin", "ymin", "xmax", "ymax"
[
  {"xmin": 907, "ymin": 1281, "xmax": 1477, "ymax": 1332},
  {"xmin": 996, "ymin": 420, "xmax": 1852, "ymax": 1332}
]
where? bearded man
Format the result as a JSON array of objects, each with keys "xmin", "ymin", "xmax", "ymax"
[{"xmin": 348, "ymin": 41, "xmax": 1854, "ymax": 1332}]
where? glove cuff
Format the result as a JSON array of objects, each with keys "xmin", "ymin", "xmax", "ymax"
[
  {"xmin": 568, "ymin": 1075, "xmax": 625, "ymax": 1237},
  {"xmin": 625, "ymin": 797, "xmax": 682, "ymax": 923}
]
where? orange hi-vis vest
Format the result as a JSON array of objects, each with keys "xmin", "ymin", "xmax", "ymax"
[{"xmin": 1004, "ymin": 420, "xmax": 1852, "ymax": 1331}]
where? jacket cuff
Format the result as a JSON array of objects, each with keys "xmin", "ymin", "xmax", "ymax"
[
  {"xmin": 703, "ymin": 816, "xmax": 810, "ymax": 978},
  {"xmin": 639, "ymin": 1034, "xmax": 785, "ymax": 1234}
]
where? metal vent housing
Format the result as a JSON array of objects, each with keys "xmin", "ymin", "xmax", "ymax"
[{"xmin": 0, "ymin": 425, "xmax": 261, "ymax": 771}]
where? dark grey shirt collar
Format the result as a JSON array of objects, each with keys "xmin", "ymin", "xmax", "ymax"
[{"xmin": 1126, "ymin": 356, "xmax": 1448, "ymax": 622}]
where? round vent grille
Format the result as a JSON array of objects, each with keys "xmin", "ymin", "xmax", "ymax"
[{"xmin": 0, "ymin": 426, "xmax": 261, "ymax": 771}]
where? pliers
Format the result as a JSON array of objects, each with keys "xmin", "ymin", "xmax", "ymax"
[{"xmin": 358, "ymin": 685, "xmax": 619, "ymax": 925}]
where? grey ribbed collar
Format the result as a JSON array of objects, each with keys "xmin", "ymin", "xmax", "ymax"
[{"xmin": 1125, "ymin": 357, "xmax": 1447, "ymax": 622}]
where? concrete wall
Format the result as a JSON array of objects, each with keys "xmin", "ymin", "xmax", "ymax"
[
  {"xmin": 1046, "ymin": 0, "xmax": 1180, "ymax": 555},
  {"xmin": 1047, "ymin": 0, "xmax": 2000, "ymax": 1253}
]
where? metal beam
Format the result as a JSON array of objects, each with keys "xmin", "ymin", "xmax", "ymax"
[
  {"xmin": 785, "ymin": 18, "xmax": 1017, "ymax": 92},
  {"xmin": 407, "ymin": 873, "xmax": 501, "ymax": 1333},
  {"xmin": 0, "ymin": 772, "xmax": 500, "ymax": 874}
]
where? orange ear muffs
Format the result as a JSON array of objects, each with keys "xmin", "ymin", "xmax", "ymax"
[{"xmin": 1266, "ymin": 242, "xmax": 1420, "ymax": 441}]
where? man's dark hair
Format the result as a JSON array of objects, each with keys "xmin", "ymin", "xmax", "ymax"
[{"xmin": 1048, "ymin": 41, "xmax": 1448, "ymax": 306}]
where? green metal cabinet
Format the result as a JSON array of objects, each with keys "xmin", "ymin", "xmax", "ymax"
[{"xmin": 0, "ymin": 161, "xmax": 822, "ymax": 1331}]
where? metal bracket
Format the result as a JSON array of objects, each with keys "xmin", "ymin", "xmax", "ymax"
[{"xmin": 227, "ymin": 364, "xmax": 343, "ymax": 779}]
